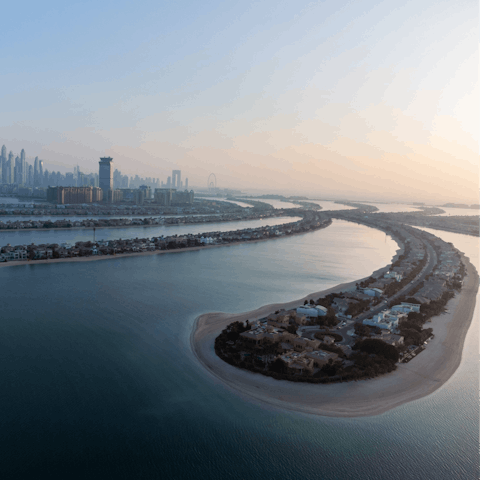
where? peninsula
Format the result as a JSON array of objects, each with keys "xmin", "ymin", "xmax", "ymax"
[
  {"xmin": 0, "ymin": 210, "xmax": 328, "ymax": 265},
  {"xmin": 192, "ymin": 220, "xmax": 478, "ymax": 417}
]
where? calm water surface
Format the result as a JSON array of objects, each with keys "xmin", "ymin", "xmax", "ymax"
[
  {"xmin": 198, "ymin": 197, "xmax": 253, "ymax": 208},
  {"xmin": 0, "ymin": 220, "xmax": 477, "ymax": 479},
  {"xmin": 0, "ymin": 216, "xmax": 300, "ymax": 245},
  {"xmin": 432, "ymin": 207, "xmax": 479, "ymax": 217}
]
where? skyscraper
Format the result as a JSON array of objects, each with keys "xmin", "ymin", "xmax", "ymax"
[
  {"xmin": 0, "ymin": 146, "xmax": 6, "ymax": 184},
  {"xmin": 7, "ymin": 152, "xmax": 14, "ymax": 184},
  {"xmin": 20, "ymin": 149, "xmax": 26, "ymax": 185},
  {"xmin": 39, "ymin": 160, "xmax": 44, "ymax": 186},
  {"xmin": 28, "ymin": 164, "xmax": 33, "ymax": 186},
  {"xmin": 34, "ymin": 157, "xmax": 39, "ymax": 186},
  {"xmin": 99, "ymin": 157, "xmax": 114, "ymax": 198}
]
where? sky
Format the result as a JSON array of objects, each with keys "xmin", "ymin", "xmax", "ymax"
[{"xmin": 1, "ymin": 0, "xmax": 478, "ymax": 203}]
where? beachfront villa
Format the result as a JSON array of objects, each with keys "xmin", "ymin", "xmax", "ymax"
[
  {"xmin": 296, "ymin": 305, "xmax": 327, "ymax": 317},
  {"xmin": 280, "ymin": 349, "xmax": 338, "ymax": 374},
  {"xmin": 363, "ymin": 309, "xmax": 406, "ymax": 332},
  {"xmin": 391, "ymin": 302, "xmax": 421, "ymax": 314},
  {"xmin": 267, "ymin": 309, "xmax": 309, "ymax": 327},
  {"xmin": 361, "ymin": 287, "xmax": 383, "ymax": 297},
  {"xmin": 384, "ymin": 271, "xmax": 403, "ymax": 282}
]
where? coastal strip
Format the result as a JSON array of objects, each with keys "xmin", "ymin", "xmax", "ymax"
[
  {"xmin": 191, "ymin": 254, "xmax": 478, "ymax": 418},
  {"xmin": 0, "ymin": 220, "xmax": 328, "ymax": 268}
]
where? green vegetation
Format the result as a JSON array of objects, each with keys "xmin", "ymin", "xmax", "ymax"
[
  {"xmin": 345, "ymin": 299, "xmax": 371, "ymax": 317},
  {"xmin": 353, "ymin": 338, "xmax": 399, "ymax": 363}
]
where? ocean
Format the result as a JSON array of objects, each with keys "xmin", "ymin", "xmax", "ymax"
[{"xmin": 0, "ymin": 219, "xmax": 477, "ymax": 479}]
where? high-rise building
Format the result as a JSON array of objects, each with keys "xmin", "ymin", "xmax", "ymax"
[
  {"xmin": 99, "ymin": 157, "xmax": 114, "ymax": 199},
  {"xmin": 7, "ymin": 152, "xmax": 14, "ymax": 184},
  {"xmin": 113, "ymin": 169, "xmax": 122, "ymax": 189},
  {"xmin": 20, "ymin": 149, "xmax": 26, "ymax": 185},
  {"xmin": 185, "ymin": 178, "xmax": 188, "ymax": 190},
  {"xmin": 34, "ymin": 157, "xmax": 40, "ymax": 186},
  {"xmin": 28, "ymin": 165, "xmax": 33, "ymax": 186},
  {"xmin": 154, "ymin": 188, "xmax": 175, "ymax": 206},
  {"xmin": 92, "ymin": 187, "xmax": 103, "ymax": 202},
  {"xmin": 172, "ymin": 170, "xmax": 181, "ymax": 190},
  {"xmin": 0, "ymin": 146, "xmax": 6, "ymax": 184}
]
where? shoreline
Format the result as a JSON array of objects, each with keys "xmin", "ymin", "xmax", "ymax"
[
  {"xmin": 0, "ymin": 214, "xmax": 294, "ymax": 233},
  {"xmin": 191, "ymin": 254, "xmax": 479, "ymax": 418},
  {"xmin": 0, "ymin": 223, "xmax": 328, "ymax": 268}
]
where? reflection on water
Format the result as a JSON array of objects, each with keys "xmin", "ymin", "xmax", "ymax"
[
  {"xmin": 0, "ymin": 216, "xmax": 301, "ymax": 245},
  {"xmin": 432, "ymin": 207, "xmax": 479, "ymax": 217},
  {"xmin": 0, "ymin": 220, "xmax": 477, "ymax": 479}
]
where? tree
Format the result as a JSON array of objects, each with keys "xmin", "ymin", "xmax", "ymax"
[
  {"xmin": 286, "ymin": 325, "xmax": 297, "ymax": 334},
  {"xmin": 269, "ymin": 358, "xmax": 286, "ymax": 374},
  {"xmin": 353, "ymin": 339, "xmax": 399, "ymax": 363}
]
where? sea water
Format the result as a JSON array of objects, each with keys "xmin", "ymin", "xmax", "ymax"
[{"xmin": 0, "ymin": 220, "xmax": 477, "ymax": 479}]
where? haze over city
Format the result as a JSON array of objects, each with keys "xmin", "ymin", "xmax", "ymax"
[
  {"xmin": 1, "ymin": 2, "xmax": 479, "ymax": 480},
  {"xmin": 2, "ymin": 0, "xmax": 477, "ymax": 203}
]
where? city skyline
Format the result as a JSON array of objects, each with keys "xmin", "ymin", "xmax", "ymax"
[
  {"xmin": 1, "ymin": 1, "xmax": 477, "ymax": 203},
  {"xmin": 0, "ymin": 144, "xmax": 192, "ymax": 194}
]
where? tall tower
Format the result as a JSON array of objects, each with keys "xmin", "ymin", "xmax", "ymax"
[
  {"xmin": 39, "ymin": 160, "xmax": 44, "ymax": 186},
  {"xmin": 99, "ymin": 157, "xmax": 114, "ymax": 198},
  {"xmin": 28, "ymin": 164, "xmax": 33, "ymax": 185},
  {"xmin": 0, "ymin": 146, "xmax": 5, "ymax": 184},
  {"xmin": 34, "ymin": 157, "xmax": 39, "ymax": 186},
  {"xmin": 20, "ymin": 149, "xmax": 26, "ymax": 185},
  {"xmin": 7, "ymin": 152, "xmax": 14, "ymax": 184}
]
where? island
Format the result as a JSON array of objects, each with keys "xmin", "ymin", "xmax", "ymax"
[
  {"xmin": 0, "ymin": 210, "xmax": 329, "ymax": 265},
  {"xmin": 192, "ymin": 218, "xmax": 479, "ymax": 417}
]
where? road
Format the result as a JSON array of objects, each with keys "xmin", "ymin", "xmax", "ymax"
[
  {"xmin": 355, "ymin": 236, "xmax": 437, "ymax": 323},
  {"xmin": 298, "ymin": 232, "xmax": 438, "ymax": 347}
]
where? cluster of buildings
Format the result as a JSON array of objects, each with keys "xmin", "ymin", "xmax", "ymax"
[
  {"xmin": 0, "ymin": 146, "xmax": 42, "ymax": 188},
  {"xmin": 0, "ymin": 212, "xmax": 328, "ymax": 262},
  {"xmin": 46, "ymin": 158, "xmax": 194, "ymax": 206},
  {"xmin": 295, "ymin": 305, "xmax": 328, "ymax": 317},
  {"xmin": 411, "ymin": 234, "xmax": 463, "ymax": 303},
  {"xmin": 0, "ymin": 145, "xmax": 100, "ymax": 195},
  {"xmin": 0, "ymin": 146, "xmax": 193, "ymax": 203},
  {"xmin": 240, "ymin": 311, "xmax": 340, "ymax": 375},
  {"xmin": 46, "ymin": 186, "xmax": 104, "ymax": 204},
  {"xmin": 363, "ymin": 302, "xmax": 420, "ymax": 333},
  {"xmin": 0, "ymin": 196, "xmax": 245, "ymax": 218},
  {"xmin": 0, "ymin": 211, "xmax": 274, "ymax": 231}
]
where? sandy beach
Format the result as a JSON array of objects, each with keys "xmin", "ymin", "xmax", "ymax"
[{"xmin": 191, "ymin": 254, "xmax": 479, "ymax": 418}]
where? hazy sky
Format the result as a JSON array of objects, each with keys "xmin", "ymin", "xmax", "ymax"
[{"xmin": 1, "ymin": 0, "xmax": 478, "ymax": 202}]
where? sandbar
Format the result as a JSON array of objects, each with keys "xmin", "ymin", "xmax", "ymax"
[{"xmin": 191, "ymin": 254, "xmax": 478, "ymax": 418}]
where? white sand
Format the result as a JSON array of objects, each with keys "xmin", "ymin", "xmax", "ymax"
[{"xmin": 191, "ymin": 255, "xmax": 478, "ymax": 418}]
